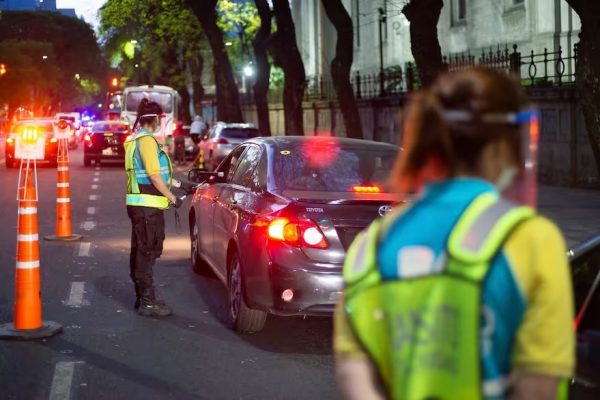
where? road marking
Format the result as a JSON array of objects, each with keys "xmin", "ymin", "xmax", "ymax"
[
  {"xmin": 87, "ymin": 207, "xmax": 96, "ymax": 215},
  {"xmin": 49, "ymin": 361, "xmax": 82, "ymax": 400},
  {"xmin": 95, "ymin": 166, "xmax": 100, "ymax": 171},
  {"xmin": 77, "ymin": 242, "xmax": 92, "ymax": 257},
  {"xmin": 89, "ymin": 194, "xmax": 99, "ymax": 201},
  {"xmin": 94, "ymin": 171, "xmax": 100, "ymax": 177},
  {"xmin": 91, "ymin": 184, "xmax": 99, "ymax": 190},
  {"xmin": 80, "ymin": 221, "xmax": 96, "ymax": 231},
  {"xmin": 93, "ymin": 177, "xmax": 99, "ymax": 183},
  {"xmin": 65, "ymin": 282, "xmax": 88, "ymax": 307}
]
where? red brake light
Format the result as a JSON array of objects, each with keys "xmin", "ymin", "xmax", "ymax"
[
  {"xmin": 216, "ymin": 137, "xmax": 229, "ymax": 145},
  {"xmin": 352, "ymin": 185, "xmax": 382, "ymax": 193},
  {"xmin": 267, "ymin": 217, "xmax": 328, "ymax": 249},
  {"xmin": 84, "ymin": 134, "xmax": 91, "ymax": 142}
]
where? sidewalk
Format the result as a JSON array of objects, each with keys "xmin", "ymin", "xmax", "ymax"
[{"xmin": 538, "ymin": 184, "xmax": 600, "ymax": 248}]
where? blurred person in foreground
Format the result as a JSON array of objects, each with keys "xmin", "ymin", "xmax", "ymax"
[{"xmin": 334, "ymin": 68, "xmax": 574, "ymax": 400}]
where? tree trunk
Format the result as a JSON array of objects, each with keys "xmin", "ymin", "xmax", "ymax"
[
  {"xmin": 252, "ymin": 0, "xmax": 272, "ymax": 136},
  {"xmin": 178, "ymin": 87, "xmax": 192, "ymax": 125},
  {"xmin": 402, "ymin": 0, "xmax": 445, "ymax": 87},
  {"xmin": 189, "ymin": 55, "xmax": 205, "ymax": 116},
  {"xmin": 565, "ymin": 0, "xmax": 600, "ymax": 179},
  {"xmin": 185, "ymin": 0, "xmax": 243, "ymax": 122},
  {"xmin": 321, "ymin": 0, "xmax": 363, "ymax": 140},
  {"xmin": 268, "ymin": 0, "xmax": 306, "ymax": 135}
]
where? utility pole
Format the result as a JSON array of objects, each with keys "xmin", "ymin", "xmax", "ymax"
[{"xmin": 378, "ymin": 7, "xmax": 387, "ymax": 96}]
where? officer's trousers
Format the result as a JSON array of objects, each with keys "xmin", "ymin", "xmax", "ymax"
[{"xmin": 127, "ymin": 206, "xmax": 166, "ymax": 298}]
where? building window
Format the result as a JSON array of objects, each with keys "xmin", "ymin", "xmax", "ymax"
[{"xmin": 452, "ymin": 0, "xmax": 467, "ymax": 25}]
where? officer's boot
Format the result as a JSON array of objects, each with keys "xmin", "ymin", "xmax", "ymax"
[
  {"xmin": 133, "ymin": 281, "xmax": 142, "ymax": 310},
  {"xmin": 138, "ymin": 285, "xmax": 172, "ymax": 317}
]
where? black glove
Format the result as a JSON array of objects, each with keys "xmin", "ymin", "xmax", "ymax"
[{"xmin": 171, "ymin": 196, "xmax": 183, "ymax": 209}]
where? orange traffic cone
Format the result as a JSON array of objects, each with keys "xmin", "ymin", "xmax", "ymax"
[
  {"xmin": 44, "ymin": 140, "xmax": 82, "ymax": 241},
  {"xmin": 0, "ymin": 160, "xmax": 62, "ymax": 340}
]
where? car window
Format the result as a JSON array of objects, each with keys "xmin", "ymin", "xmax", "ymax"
[
  {"xmin": 231, "ymin": 145, "xmax": 262, "ymax": 190},
  {"xmin": 572, "ymin": 244, "xmax": 600, "ymax": 332},
  {"xmin": 219, "ymin": 146, "xmax": 246, "ymax": 182},
  {"xmin": 221, "ymin": 128, "xmax": 260, "ymax": 139},
  {"xmin": 272, "ymin": 140, "xmax": 398, "ymax": 192}
]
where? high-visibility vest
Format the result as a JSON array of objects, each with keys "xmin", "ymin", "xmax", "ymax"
[
  {"xmin": 124, "ymin": 130, "xmax": 172, "ymax": 209},
  {"xmin": 343, "ymin": 192, "xmax": 539, "ymax": 400}
]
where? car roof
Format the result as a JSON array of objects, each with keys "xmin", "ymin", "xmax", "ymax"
[{"xmin": 245, "ymin": 135, "xmax": 399, "ymax": 152}]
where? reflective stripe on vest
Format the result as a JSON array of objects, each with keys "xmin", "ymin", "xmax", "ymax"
[
  {"xmin": 124, "ymin": 131, "xmax": 172, "ymax": 209},
  {"xmin": 343, "ymin": 193, "xmax": 535, "ymax": 399}
]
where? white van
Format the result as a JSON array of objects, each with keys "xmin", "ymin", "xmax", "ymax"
[{"xmin": 121, "ymin": 85, "xmax": 181, "ymax": 137}]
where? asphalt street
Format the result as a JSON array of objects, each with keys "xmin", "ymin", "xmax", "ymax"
[
  {"xmin": 0, "ymin": 140, "xmax": 337, "ymax": 400},
  {"xmin": 0, "ymin": 138, "xmax": 598, "ymax": 400}
]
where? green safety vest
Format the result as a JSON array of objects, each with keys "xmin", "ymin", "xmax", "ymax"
[
  {"xmin": 124, "ymin": 131, "xmax": 173, "ymax": 210},
  {"xmin": 343, "ymin": 192, "xmax": 538, "ymax": 400}
]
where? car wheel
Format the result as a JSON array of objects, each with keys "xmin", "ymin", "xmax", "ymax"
[
  {"xmin": 190, "ymin": 219, "xmax": 211, "ymax": 275},
  {"xmin": 228, "ymin": 252, "xmax": 267, "ymax": 333},
  {"xmin": 84, "ymin": 155, "xmax": 91, "ymax": 167}
]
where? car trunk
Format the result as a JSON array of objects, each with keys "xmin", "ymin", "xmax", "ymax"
[{"xmin": 281, "ymin": 190, "xmax": 401, "ymax": 263}]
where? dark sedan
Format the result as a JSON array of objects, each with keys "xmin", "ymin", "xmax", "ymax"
[
  {"xmin": 188, "ymin": 136, "xmax": 400, "ymax": 333},
  {"xmin": 83, "ymin": 120, "xmax": 130, "ymax": 166},
  {"xmin": 5, "ymin": 119, "xmax": 58, "ymax": 168}
]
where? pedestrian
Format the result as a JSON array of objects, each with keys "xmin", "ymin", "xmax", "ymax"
[
  {"xmin": 334, "ymin": 68, "xmax": 574, "ymax": 400},
  {"xmin": 124, "ymin": 99, "xmax": 183, "ymax": 317},
  {"xmin": 190, "ymin": 114, "xmax": 207, "ymax": 141}
]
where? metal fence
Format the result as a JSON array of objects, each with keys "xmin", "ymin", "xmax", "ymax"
[{"xmin": 256, "ymin": 42, "xmax": 579, "ymax": 103}]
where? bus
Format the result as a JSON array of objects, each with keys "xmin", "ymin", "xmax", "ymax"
[{"xmin": 121, "ymin": 85, "xmax": 181, "ymax": 137}]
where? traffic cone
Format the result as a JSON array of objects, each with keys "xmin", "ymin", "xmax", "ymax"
[
  {"xmin": 197, "ymin": 148, "xmax": 206, "ymax": 170},
  {"xmin": 0, "ymin": 161, "xmax": 62, "ymax": 340},
  {"xmin": 44, "ymin": 140, "xmax": 82, "ymax": 241}
]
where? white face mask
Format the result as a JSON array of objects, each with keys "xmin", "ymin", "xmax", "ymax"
[{"xmin": 495, "ymin": 166, "xmax": 518, "ymax": 191}]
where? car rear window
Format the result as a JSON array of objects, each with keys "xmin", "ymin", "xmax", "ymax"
[
  {"xmin": 221, "ymin": 128, "xmax": 260, "ymax": 139},
  {"xmin": 272, "ymin": 139, "xmax": 398, "ymax": 193},
  {"xmin": 92, "ymin": 123, "xmax": 129, "ymax": 132}
]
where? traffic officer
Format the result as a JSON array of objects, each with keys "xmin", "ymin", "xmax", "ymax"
[
  {"xmin": 334, "ymin": 68, "xmax": 574, "ymax": 399},
  {"xmin": 124, "ymin": 99, "xmax": 182, "ymax": 317}
]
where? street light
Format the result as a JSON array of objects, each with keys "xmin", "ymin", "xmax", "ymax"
[
  {"xmin": 243, "ymin": 64, "xmax": 254, "ymax": 77},
  {"xmin": 225, "ymin": 42, "xmax": 233, "ymax": 47},
  {"xmin": 42, "ymin": 55, "xmax": 48, "ymax": 60},
  {"xmin": 378, "ymin": 7, "xmax": 387, "ymax": 96}
]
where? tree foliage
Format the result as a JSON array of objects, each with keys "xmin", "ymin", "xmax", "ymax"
[
  {"xmin": 99, "ymin": 0, "xmax": 206, "ymax": 121},
  {"xmin": 0, "ymin": 11, "xmax": 105, "ymax": 112}
]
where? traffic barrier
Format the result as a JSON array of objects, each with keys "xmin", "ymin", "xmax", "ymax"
[
  {"xmin": 44, "ymin": 139, "xmax": 82, "ymax": 241},
  {"xmin": 0, "ymin": 160, "xmax": 62, "ymax": 340}
]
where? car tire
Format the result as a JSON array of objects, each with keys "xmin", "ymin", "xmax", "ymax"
[
  {"xmin": 190, "ymin": 218, "xmax": 211, "ymax": 276},
  {"xmin": 84, "ymin": 155, "xmax": 91, "ymax": 167},
  {"xmin": 228, "ymin": 252, "xmax": 267, "ymax": 333}
]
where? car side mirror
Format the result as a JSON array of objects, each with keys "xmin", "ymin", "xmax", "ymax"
[{"xmin": 188, "ymin": 168, "xmax": 225, "ymax": 184}]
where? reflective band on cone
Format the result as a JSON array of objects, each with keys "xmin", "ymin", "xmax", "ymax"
[
  {"xmin": 57, "ymin": 183, "xmax": 69, "ymax": 188},
  {"xmin": 19, "ymin": 207, "xmax": 37, "ymax": 215}
]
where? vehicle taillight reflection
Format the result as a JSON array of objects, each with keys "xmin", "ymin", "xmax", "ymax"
[
  {"xmin": 267, "ymin": 217, "xmax": 328, "ymax": 249},
  {"xmin": 84, "ymin": 134, "xmax": 91, "ymax": 142},
  {"xmin": 352, "ymin": 185, "xmax": 382, "ymax": 193},
  {"xmin": 301, "ymin": 136, "xmax": 340, "ymax": 168}
]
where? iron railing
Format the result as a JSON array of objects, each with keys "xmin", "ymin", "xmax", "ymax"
[{"xmin": 255, "ymin": 42, "xmax": 578, "ymax": 103}]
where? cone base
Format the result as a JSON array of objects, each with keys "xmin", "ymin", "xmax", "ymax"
[
  {"xmin": 0, "ymin": 321, "xmax": 62, "ymax": 340},
  {"xmin": 43, "ymin": 234, "xmax": 83, "ymax": 242}
]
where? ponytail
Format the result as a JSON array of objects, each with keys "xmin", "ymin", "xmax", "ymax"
[{"xmin": 132, "ymin": 98, "xmax": 162, "ymax": 132}]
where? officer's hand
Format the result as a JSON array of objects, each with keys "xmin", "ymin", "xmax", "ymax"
[{"xmin": 171, "ymin": 196, "xmax": 183, "ymax": 209}]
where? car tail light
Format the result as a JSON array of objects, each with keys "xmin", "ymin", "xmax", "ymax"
[
  {"xmin": 50, "ymin": 137, "xmax": 57, "ymax": 143},
  {"xmin": 267, "ymin": 217, "xmax": 328, "ymax": 249},
  {"xmin": 352, "ymin": 185, "xmax": 382, "ymax": 193},
  {"xmin": 84, "ymin": 134, "xmax": 91, "ymax": 142},
  {"xmin": 216, "ymin": 137, "xmax": 229, "ymax": 145}
]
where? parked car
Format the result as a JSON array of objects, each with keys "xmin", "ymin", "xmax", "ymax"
[
  {"xmin": 83, "ymin": 120, "xmax": 130, "ymax": 166},
  {"xmin": 188, "ymin": 136, "xmax": 400, "ymax": 332},
  {"xmin": 569, "ymin": 234, "xmax": 600, "ymax": 399},
  {"xmin": 5, "ymin": 119, "xmax": 58, "ymax": 168},
  {"xmin": 200, "ymin": 122, "xmax": 260, "ymax": 170}
]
